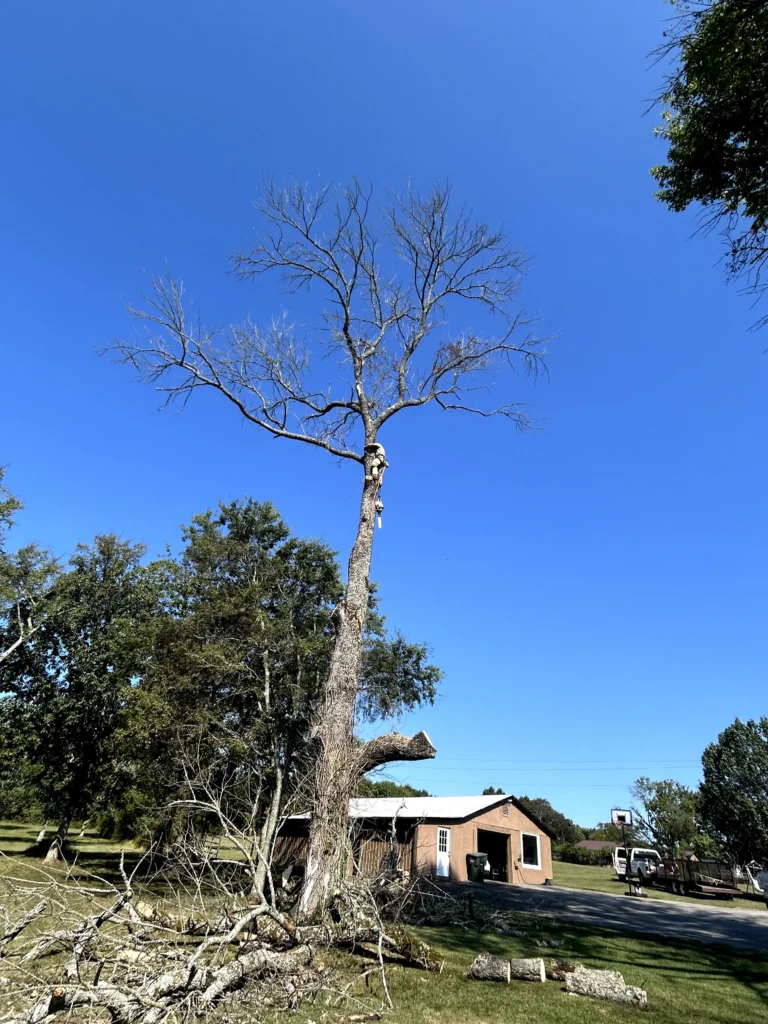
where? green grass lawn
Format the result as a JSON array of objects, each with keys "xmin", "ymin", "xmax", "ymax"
[
  {"xmin": 0, "ymin": 819, "xmax": 144, "ymax": 886},
  {"xmin": 553, "ymin": 860, "xmax": 767, "ymax": 912},
  {"xmin": 287, "ymin": 921, "xmax": 768, "ymax": 1024},
  {"xmin": 376, "ymin": 922, "xmax": 768, "ymax": 1024}
]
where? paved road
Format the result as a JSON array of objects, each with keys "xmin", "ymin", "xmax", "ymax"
[{"xmin": 470, "ymin": 881, "xmax": 768, "ymax": 951}]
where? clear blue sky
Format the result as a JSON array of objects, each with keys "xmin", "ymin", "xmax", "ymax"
[{"xmin": 2, "ymin": 1, "xmax": 766, "ymax": 827}]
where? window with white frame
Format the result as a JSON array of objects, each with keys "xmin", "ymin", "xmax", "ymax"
[
  {"xmin": 437, "ymin": 828, "xmax": 449, "ymax": 853},
  {"xmin": 521, "ymin": 832, "xmax": 541, "ymax": 869}
]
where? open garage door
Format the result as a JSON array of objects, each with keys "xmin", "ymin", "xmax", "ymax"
[{"xmin": 477, "ymin": 829, "xmax": 509, "ymax": 882}]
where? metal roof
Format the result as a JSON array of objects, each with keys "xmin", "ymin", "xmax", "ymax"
[{"xmin": 288, "ymin": 795, "xmax": 510, "ymax": 822}]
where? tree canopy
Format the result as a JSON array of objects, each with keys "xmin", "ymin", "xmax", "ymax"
[
  {"xmin": 652, "ymin": 1, "xmax": 768, "ymax": 323},
  {"xmin": 0, "ymin": 468, "xmax": 60, "ymax": 668},
  {"xmin": 630, "ymin": 777, "xmax": 707, "ymax": 855},
  {"xmin": 516, "ymin": 796, "xmax": 584, "ymax": 845},
  {"xmin": 0, "ymin": 493, "xmax": 441, "ymax": 866},
  {"xmin": 355, "ymin": 779, "xmax": 430, "ymax": 798},
  {"xmin": 699, "ymin": 717, "xmax": 768, "ymax": 862},
  {"xmin": 0, "ymin": 535, "xmax": 161, "ymax": 854}
]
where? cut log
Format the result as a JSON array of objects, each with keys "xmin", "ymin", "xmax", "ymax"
[
  {"xmin": 509, "ymin": 957, "xmax": 546, "ymax": 982},
  {"xmin": 550, "ymin": 958, "xmax": 582, "ymax": 982},
  {"xmin": 468, "ymin": 952, "xmax": 511, "ymax": 983},
  {"xmin": 565, "ymin": 966, "xmax": 648, "ymax": 1007}
]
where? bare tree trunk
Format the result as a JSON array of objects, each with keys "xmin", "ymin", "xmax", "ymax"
[
  {"xmin": 253, "ymin": 762, "xmax": 284, "ymax": 898},
  {"xmin": 43, "ymin": 815, "xmax": 71, "ymax": 864},
  {"xmin": 297, "ymin": 468, "xmax": 379, "ymax": 920}
]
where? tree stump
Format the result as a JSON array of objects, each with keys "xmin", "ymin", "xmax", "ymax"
[
  {"xmin": 509, "ymin": 957, "xmax": 546, "ymax": 982},
  {"xmin": 565, "ymin": 966, "xmax": 648, "ymax": 1007},
  {"xmin": 468, "ymin": 953, "xmax": 511, "ymax": 983}
]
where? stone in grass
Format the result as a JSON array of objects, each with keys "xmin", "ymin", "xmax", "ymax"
[{"xmin": 564, "ymin": 966, "xmax": 648, "ymax": 1007}]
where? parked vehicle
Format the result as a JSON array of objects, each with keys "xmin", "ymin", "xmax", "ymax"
[
  {"xmin": 654, "ymin": 857, "xmax": 741, "ymax": 898},
  {"xmin": 745, "ymin": 862, "xmax": 768, "ymax": 906},
  {"xmin": 613, "ymin": 846, "xmax": 661, "ymax": 882}
]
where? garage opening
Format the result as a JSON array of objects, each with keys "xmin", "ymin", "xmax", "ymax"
[{"xmin": 476, "ymin": 829, "xmax": 508, "ymax": 882}]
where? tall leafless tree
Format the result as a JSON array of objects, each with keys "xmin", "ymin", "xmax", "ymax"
[{"xmin": 112, "ymin": 179, "xmax": 546, "ymax": 920}]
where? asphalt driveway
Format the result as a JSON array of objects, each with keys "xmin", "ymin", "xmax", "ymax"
[{"xmin": 467, "ymin": 881, "xmax": 768, "ymax": 951}]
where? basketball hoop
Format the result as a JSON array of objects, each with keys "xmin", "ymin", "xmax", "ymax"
[{"xmin": 611, "ymin": 809, "xmax": 633, "ymax": 828}]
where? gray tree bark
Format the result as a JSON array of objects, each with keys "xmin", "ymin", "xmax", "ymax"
[
  {"xmin": 565, "ymin": 966, "xmax": 648, "ymax": 1006},
  {"xmin": 468, "ymin": 953, "xmax": 511, "ymax": 983},
  {"xmin": 43, "ymin": 815, "xmax": 71, "ymax": 863},
  {"xmin": 253, "ymin": 762, "xmax": 284, "ymax": 898},
  {"xmin": 296, "ymin": 461, "xmax": 379, "ymax": 921},
  {"xmin": 508, "ymin": 957, "xmax": 546, "ymax": 982}
]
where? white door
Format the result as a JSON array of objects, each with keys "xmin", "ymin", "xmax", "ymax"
[{"xmin": 436, "ymin": 827, "xmax": 451, "ymax": 877}]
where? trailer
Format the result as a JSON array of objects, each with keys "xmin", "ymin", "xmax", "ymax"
[{"xmin": 654, "ymin": 857, "xmax": 741, "ymax": 898}]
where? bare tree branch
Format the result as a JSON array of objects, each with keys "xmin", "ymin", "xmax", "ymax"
[{"xmin": 112, "ymin": 180, "xmax": 546, "ymax": 465}]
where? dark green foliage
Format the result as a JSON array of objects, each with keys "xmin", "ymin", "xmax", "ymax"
[
  {"xmin": 0, "ymin": 467, "xmax": 22, "ymax": 531},
  {"xmin": 699, "ymin": 717, "xmax": 768, "ymax": 861},
  {"xmin": 652, "ymin": 1, "xmax": 768, "ymax": 322},
  {"xmin": 109, "ymin": 499, "xmax": 440, "ymax": 840},
  {"xmin": 0, "ymin": 468, "xmax": 60, "ymax": 670},
  {"xmin": 1, "ymin": 489, "xmax": 440, "ymax": 844},
  {"xmin": 0, "ymin": 535, "xmax": 161, "ymax": 833},
  {"xmin": 482, "ymin": 786, "xmax": 504, "ymax": 795},
  {"xmin": 358, "ymin": 630, "xmax": 440, "ymax": 723},
  {"xmin": 516, "ymin": 795, "xmax": 585, "ymax": 845},
  {"xmin": 583, "ymin": 822, "xmax": 634, "ymax": 843},
  {"xmin": 355, "ymin": 779, "xmax": 431, "ymax": 798},
  {"xmin": 554, "ymin": 843, "xmax": 613, "ymax": 866}
]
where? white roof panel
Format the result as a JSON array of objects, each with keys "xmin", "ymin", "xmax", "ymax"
[{"xmin": 288, "ymin": 795, "xmax": 509, "ymax": 822}]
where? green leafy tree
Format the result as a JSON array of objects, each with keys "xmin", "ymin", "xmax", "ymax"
[
  {"xmin": 482, "ymin": 786, "xmax": 504, "ymax": 795},
  {"xmin": 652, "ymin": 1, "xmax": 768, "ymax": 324},
  {"xmin": 516, "ymin": 796, "xmax": 585, "ymax": 845},
  {"xmin": 699, "ymin": 717, "xmax": 768, "ymax": 862},
  {"xmin": 0, "ymin": 468, "xmax": 60, "ymax": 667},
  {"xmin": 630, "ymin": 777, "xmax": 704, "ymax": 855},
  {"xmin": 584, "ymin": 822, "xmax": 634, "ymax": 843},
  {"xmin": 118, "ymin": 499, "xmax": 439, "ymax": 893},
  {"xmin": 0, "ymin": 535, "xmax": 162, "ymax": 859}
]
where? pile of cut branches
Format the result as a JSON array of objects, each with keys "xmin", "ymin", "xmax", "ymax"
[{"xmin": 0, "ymin": 856, "xmax": 444, "ymax": 1024}]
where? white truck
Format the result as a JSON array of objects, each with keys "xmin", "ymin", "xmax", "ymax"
[{"xmin": 613, "ymin": 846, "xmax": 661, "ymax": 883}]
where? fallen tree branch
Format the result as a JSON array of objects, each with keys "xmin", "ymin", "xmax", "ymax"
[{"xmin": 0, "ymin": 900, "xmax": 48, "ymax": 957}]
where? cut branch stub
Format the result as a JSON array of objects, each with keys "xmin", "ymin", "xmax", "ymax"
[{"xmin": 358, "ymin": 730, "xmax": 436, "ymax": 774}]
